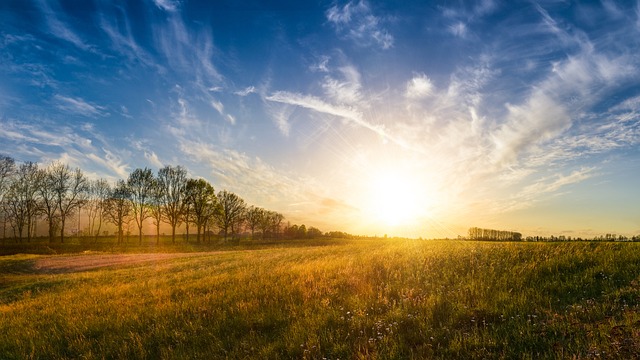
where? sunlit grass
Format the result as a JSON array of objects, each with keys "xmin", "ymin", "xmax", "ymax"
[{"xmin": 1, "ymin": 240, "xmax": 639, "ymax": 358}]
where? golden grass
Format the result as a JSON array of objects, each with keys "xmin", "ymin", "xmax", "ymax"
[{"xmin": 1, "ymin": 239, "xmax": 639, "ymax": 359}]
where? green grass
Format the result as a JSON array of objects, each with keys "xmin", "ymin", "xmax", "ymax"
[{"xmin": 1, "ymin": 239, "xmax": 639, "ymax": 359}]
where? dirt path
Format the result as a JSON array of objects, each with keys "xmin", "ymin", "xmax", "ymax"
[{"xmin": 33, "ymin": 252, "xmax": 212, "ymax": 273}]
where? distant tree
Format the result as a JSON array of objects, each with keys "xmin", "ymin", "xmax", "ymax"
[
  {"xmin": 214, "ymin": 190, "xmax": 246, "ymax": 242},
  {"xmin": 261, "ymin": 210, "xmax": 284, "ymax": 239},
  {"xmin": 298, "ymin": 224, "xmax": 307, "ymax": 238},
  {"xmin": 35, "ymin": 165, "xmax": 59, "ymax": 242},
  {"xmin": 8, "ymin": 162, "xmax": 40, "ymax": 242},
  {"xmin": 127, "ymin": 168, "xmax": 155, "ymax": 245},
  {"xmin": 104, "ymin": 180, "xmax": 131, "ymax": 244},
  {"xmin": 307, "ymin": 226, "xmax": 323, "ymax": 238},
  {"xmin": 86, "ymin": 179, "xmax": 111, "ymax": 242},
  {"xmin": 285, "ymin": 224, "xmax": 298, "ymax": 238},
  {"xmin": 149, "ymin": 180, "xmax": 163, "ymax": 245},
  {"xmin": 157, "ymin": 165, "xmax": 187, "ymax": 243},
  {"xmin": 468, "ymin": 227, "xmax": 522, "ymax": 241},
  {"xmin": 0, "ymin": 155, "xmax": 15, "ymax": 200},
  {"xmin": 50, "ymin": 163, "xmax": 88, "ymax": 243},
  {"xmin": 4, "ymin": 183, "xmax": 26, "ymax": 241},
  {"xmin": 182, "ymin": 181, "xmax": 195, "ymax": 242},
  {"xmin": 0, "ymin": 155, "xmax": 16, "ymax": 241},
  {"xmin": 185, "ymin": 178, "xmax": 217, "ymax": 243},
  {"xmin": 245, "ymin": 206, "xmax": 265, "ymax": 239}
]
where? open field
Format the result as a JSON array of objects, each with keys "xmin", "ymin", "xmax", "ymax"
[{"xmin": 1, "ymin": 239, "xmax": 640, "ymax": 359}]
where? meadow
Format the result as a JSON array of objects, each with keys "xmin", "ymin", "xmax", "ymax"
[{"xmin": 1, "ymin": 238, "xmax": 639, "ymax": 359}]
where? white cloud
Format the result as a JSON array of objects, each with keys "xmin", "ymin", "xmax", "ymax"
[
  {"xmin": 155, "ymin": 14, "xmax": 223, "ymax": 88},
  {"xmin": 55, "ymin": 95, "xmax": 107, "ymax": 117},
  {"xmin": 449, "ymin": 22, "xmax": 467, "ymax": 38},
  {"xmin": 310, "ymin": 56, "xmax": 330, "ymax": 72},
  {"xmin": 473, "ymin": 0, "xmax": 497, "ymax": 17},
  {"xmin": 234, "ymin": 86, "xmax": 256, "ymax": 96},
  {"xmin": 153, "ymin": 0, "xmax": 180, "ymax": 12},
  {"xmin": 87, "ymin": 148, "xmax": 129, "ymax": 179},
  {"xmin": 36, "ymin": 0, "xmax": 93, "ymax": 51},
  {"xmin": 265, "ymin": 103, "xmax": 294, "ymax": 137},
  {"xmin": 176, "ymin": 141, "xmax": 341, "ymax": 227},
  {"xmin": 144, "ymin": 151, "xmax": 164, "ymax": 169},
  {"xmin": 210, "ymin": 99, "xmax": 224, "ymax": 115},
  {"xmin": 322, "ymin": 65, "xmax": 362, "ymax": 105},
  {"xmin": 493, "ymin": 90, "xmax": 571, "ymax": 165},
  {"xmin": 265, "ymin": 91, "xmax": 412, "ymax": 149},
  {"xmin": 326, "ymin": 0, "xmax": 394, "ymax": 49},
  {"xmin": 601, "ymin": 0, "xmax": 623, "ymax": 18},
  {"xmin": 209, "ymin": 98, "xmax": 237, "ymax": 125},
  {"xmin": 495, "ymin": 167, "xmax": 595, "ymax": 213},
  {"xmin": 405, "ymin": 73, "xmax": 434, "ymax": 99},
  {"xmin": 98, "ymin": 9, "xmax": 159, "ymax": 70}
]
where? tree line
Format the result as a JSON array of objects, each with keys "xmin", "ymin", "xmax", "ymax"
[
  {"xmin": 467, "ymin": 226, "xmax": 640, "ymax": 242},
  {"xmin": 467, "ymin": 227, "xmax": 523, "ymax": 241},
  {"xmin": 0, "ymin": 155, "xmax": 290, "ymax": 244}
]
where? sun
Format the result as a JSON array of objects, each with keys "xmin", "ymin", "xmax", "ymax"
[{"xmin": 367, "ymin": 171, "xmax": 426, "ymax": 227}]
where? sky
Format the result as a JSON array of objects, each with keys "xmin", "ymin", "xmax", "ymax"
[{"xmin": 1, "ymin": 0, "xmax": 639, "ymax": 239}]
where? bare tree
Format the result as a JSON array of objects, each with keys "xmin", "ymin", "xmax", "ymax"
[
  {"xmin": 185, "ymin": 178, "xmax": 217, "ymax": 243},
  {"xmin": 127, "ymin": 168, "xmax": 155, "ymax": 245},
  {"xmin": 245, "ymin": 206, "xmax": 265, "ymax": 239},
  {"xmin": 0, "ymin": 155, "xmax": 15, "ymax": 198},
  {"xmin": 149, "ymin": 181, "xmax": 163, "ymax": 245},
  {"xmin": 214, "ymin": 190, "xmax": 246, "ymax": 242},
  {"xmin": 104, "ymin": 180, "xmax": 131, "ymax": 244},
  {"xmin": 86, "ymin": 179, "xmax": 111, "ymax": 242},
  {"xmin": 157, "ymin": 165, "xmax": 187, "ymax": 243},
  {"xmin": 50, "ymin": 163, "xmax": 88, "ymax": 243},
  {"xmin": 4, "ymin": 183, "xmax": 26, "ymax": 241},
  {"xmin": 260, "ymin": 210, "xmax": 284, "ymax": 239},
  {"xmin": 4, "ymin": 162, "xmax": 39, "ymax": 242},
  {"xmin": 36, "ymin": 166, "xmax": 59, "ymax": 242},
  {"xmin": 0, "ymin": 155, "xmax": 16, "ymax": 241}
]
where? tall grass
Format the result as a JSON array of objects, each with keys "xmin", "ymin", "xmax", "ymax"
[{"xmin": 1, "ymin": 240, "xmax": 639, "ymax": 359}]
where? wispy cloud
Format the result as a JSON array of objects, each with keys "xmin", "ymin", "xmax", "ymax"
[
  {"xmin": 131, "ymin": 140, "xmax": 164, "ymax": 169},
  {"xmin": 178, "ymin": 140, "xmax": 334, "ymax": 220},
  {"xmin": 495, "ymin": 167, "xmax": 596, "ymax": 213},
  {"xmin": 210, "ymin": 99, "xmax": 224, "ymax": 115},
  {"xmin": 234, "ymin": 86, "xmax": 256, "ymax": 96},
  {"xmin": 405, "ymin": 73, "xmax": 434, "ymax": 99},
  {"xmin": 310, "ymin": 56, "xmax": 330, "ymax": 72},
  {"xmin": 322, "ymin": 65, "xmax": 362, "ymax": 105},
  {"xmin": 264, "ymin": 102, "xmax": 294, "ymax": 137},
  {"xmin": 36, "ymin": 0, "xmax": 93, "ymax": 51},
  {"xmin": 265, "ymin": 91, "xmax": 393, "ymax": 140},
  {"xmin": 153, "ymin": 0, "xmax": 180, "ymax": 12},
  {"xmin": 98, "ymin": 6, "xmax": 160, "ymax": 71},
  {"xmin": 54, "ymin": 95, "xmax": 107, "ymax": 117},
  {"xmin": 86, "ymin": 149, "xmax": 129, "ymax": 180},
  {"xmin": 326, "ymin": 0, "xmax": 394, "ymax": 49},
  {"xmin": 0, "ymin": 118, "xmax": 130, "ymax": 180},
  {"xmin": 210, "ymin": 98, "xmax": 236, "ymax": 125},
  {"xmin": 492, "ymin": 90, "xmax": 571, "ymax": 165},
  {"xmin": 155, "ymin": 13, "xmax": 223, "ymax": 87},
  {"xmin": 448, "ymin": 22, "xmax": 467, "ymax": 38}
]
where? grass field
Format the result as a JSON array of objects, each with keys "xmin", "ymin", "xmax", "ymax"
[{"xmin": 1, "ymin": 238, "xmax": 639, "ymax": 359}]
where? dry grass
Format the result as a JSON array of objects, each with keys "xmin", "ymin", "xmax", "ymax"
[{"xmin": 1, "ymin": 239, "xmax": 639, "ymax": 359}]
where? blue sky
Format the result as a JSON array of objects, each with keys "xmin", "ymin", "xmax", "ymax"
[{"xmin": 1, "ymin": 0, "xmax": 639, "ymax": 238}]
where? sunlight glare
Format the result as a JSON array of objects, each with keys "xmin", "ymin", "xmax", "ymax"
[{"xmin": 367, "ymin": 170, "xmax": 429, "ymax": 227}]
